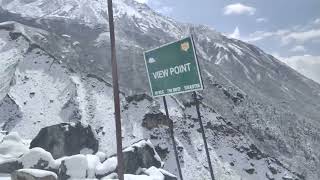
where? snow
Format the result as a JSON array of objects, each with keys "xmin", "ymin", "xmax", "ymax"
[
  {"xmin": 0, "ymin": 38, "xmax": 6, "ymax": 49},
  {"xmin": 214, "ymin": 43, "xmax": 228, "ymax": 50},
  {"xmin": 17, "ymin": 169, "xmax": 57, "ymax": 179},
  {"xmin": 20, "ymin": 147, "xmax": 58, "ymax": 169},
  {"xmin": 0, "ymin": 48, "xmax": 21, "ymax": 100},
  {"xmin": 1, "ymin": 0, "xmax": 108, "ymax": 26},
  {"xmin": 143, "ymin": 166, "xmax": 164, "ymax": 180},
  {"xmin": 113, "ymin": 0, "xmax": 143, "ymax": 19},
  {"xmin": 0, "ymin": 174, "xmax": 10, "ymax": 180},
  {"xmin": 228, "ymin": 44, "xmax": 244, "ymax": 56},
  {"xmin": 95, "ymin": 152, "xmax": 107, "ymax": 162},
  {"xmin": 86, "ymin": 155, "xmax": 101, "ymax": 178},
  {"xmin": 0, "ymin": 132, "xmax": 29, "ymax": 162},
  {"xmin": 215, "ymin": 54, "xmax": 228, "ymax": 65},
  {"xmin": 8, "ymin": 50, "xmax": 72, "ymax": 138},
  {"xmin": 101, "ymin": 174, "xmax": 157, "ymax": 180},
  {"xmin": 72, "ymin": 41, "xmax": 80, "ymax": 46},
  {"xmin": 80, "ymin": 148, "xmax": 94, "ymax": 155},
  {"xmin": 96, "ymin": 157, "xmax": 117, "ymax": 176},
  {"xmin": 63, "ymin": 154, "xmax": 88, "ymax": 179}
]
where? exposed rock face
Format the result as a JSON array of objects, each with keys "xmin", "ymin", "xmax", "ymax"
[
  {"xmin": 142, "ymin": 113, "xmax": 170, "ymax": 130},
  {"xmin": 29, "ymin": 123, "xmax": 99, "ymax": 159},
  {"xmin": 11, "ymin": 169, "xmax": 57, "ymax": 180}
]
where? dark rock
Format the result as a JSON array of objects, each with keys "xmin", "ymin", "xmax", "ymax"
[
  {"xmin": 123, "ymin": 140, "xmax": 162, "ymax": 174},
  {"xmin": 29, "ymin": 92, "xmax": 35, "ymax": 98},
  {"xmin": 0, "ymin": 159, "xmax": 22, "ymax": 173},
  {"xmin": 246, "ymin": 144, "xmax": 267, "ymax": 160},
  {"xmin": 58, "ymin": 161, "xmax": 69, "ymax": 180},
  {"xmin": 244, "ymin": 168, "xmax": 255, "ymax": 174},
  {"xmin": 236, "ymin": 92, "xmax": 244, "ymax": 99},
  {"xmin": 155, "ymin": 145, "xmax": 169, "ymax": 160},
  {"xmin": 266, "ymin": 172, "xmax": 275, "ymax": 180},
  {"xmin": 268, "ymin": 164, "xmax": 278, "ymax": 174},
  {"xmin": 125, "ymin": 94, "xmax": 152, "ymax": 103},
  {"xmin": 30, "ymin": 122, "xmax": 99, "ymax": 159},
  {"xmin": 142, "ymin": 113, "xmax": 170, "ymax": 130},
  {"xmin": 11, "ymin": 169, "xmax": 57, "ymax": 180}
]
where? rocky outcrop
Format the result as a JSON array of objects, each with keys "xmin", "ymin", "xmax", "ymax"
[
  {"xmin": 30, "ymin": 123, "xmax": 99, "ymax": 159},
  {"xmin": 142, "ymin": 113, "xmax": 170, "ymax": 130}
]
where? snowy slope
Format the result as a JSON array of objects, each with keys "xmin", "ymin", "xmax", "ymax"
[{"xmin": 1, "ymin": 0, "xmax": 320, "ymax": 179}]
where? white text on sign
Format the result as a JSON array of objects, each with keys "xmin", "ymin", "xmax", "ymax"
[{"xmin": 152, "ymin": 63, "xmax": 191, "ymax": 80}]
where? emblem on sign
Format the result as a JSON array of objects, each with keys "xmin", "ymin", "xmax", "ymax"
[
  {"xmin": 181, "ymin": 42, "xmax": 190, "ymax": 52},
  {"xmin": 148, "ymin": 57, "xmax": 156, "ymax": 64}
]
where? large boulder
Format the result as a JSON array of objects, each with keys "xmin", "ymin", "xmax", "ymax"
[
  {"xmin": 123, "ymin": 139, "xmax": 163, "ymax": 174},
  {"xmin": 11, "ymin": 169, "xmax": 57, "ymax": 180},
  {"xmin": 30, "ymin": 123, "xmax": 99, "ymax": 159},
  {"xmin": 97, "ymin": 139, "xmax": 163, "ymax": 177},
  {"xmin": 19, "ymin": 148, "xmax": 59, "ymax": 172},
  {"xmin": 58, "ymin": 154, "xmax": 100, "ymax": 180},
  {"xmin": 58, "ymin": 154, "xmax": 88, "ymax": 180}
]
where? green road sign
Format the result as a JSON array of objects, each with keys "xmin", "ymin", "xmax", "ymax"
[{"xmin": 144, "ymin": 36, "xmax": 204, "ymax": 97}]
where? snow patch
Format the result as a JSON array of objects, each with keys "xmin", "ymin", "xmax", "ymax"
[
  {"xmin": 17, "ymin": 169, "xmax": 57, "ymax": 179},
  {"xmin": 0, "ymin": 132, "xmax": 29, "ymax": 162}
]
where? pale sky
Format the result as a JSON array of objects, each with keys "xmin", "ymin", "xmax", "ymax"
[{"xmin": 135, "ymin": 0, "xmax": 320, "ymax": 84}]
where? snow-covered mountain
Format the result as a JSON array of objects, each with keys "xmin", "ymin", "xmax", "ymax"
[{"xmin": 1, "ymin": 0, "xmax": 320, "ymax": 179}]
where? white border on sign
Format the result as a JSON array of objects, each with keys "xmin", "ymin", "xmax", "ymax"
[
  {"xmin": 143, "ymin": 50, "xmax": 155, "ymax": 97},
  {"xmin": 143, "ymin": 35, "xmax": 204, "ymax": 97}
]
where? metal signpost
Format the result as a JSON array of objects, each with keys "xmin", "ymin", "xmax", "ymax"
[
  {"xmin": 144, "ymin": 36, "xmax": 215, "ymax": 180},
  {"xmin": 107, "ymin": 1, "xmax": 124, "ymax": 180}
]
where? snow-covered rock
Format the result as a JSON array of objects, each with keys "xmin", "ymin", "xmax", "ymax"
[
  {"xmin": 59, "ymin": 154, "xmax": 88, "ymax": 180},
  {"xmin": 123, "ymin": 139, "xmax": 163, "ymax": 174},
  {"xmin": 19, "ymin": 148, "xmax": 59, "ymax": 171},
  {"xmin": 95, "ymin": 157, "xmax": 118, "ymax": 178},
  {"xmin": 30, "ymin": 123, "xmax": 99, "ymax": 159},
  {"xmin": 11, "ymin": 169, "xmax": 57, "ymax": 180}
]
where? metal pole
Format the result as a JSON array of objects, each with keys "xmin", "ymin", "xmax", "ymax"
[
  {"xmin": 192, "ymin": 92, "xmax": 215, "ymax": 180},
  {"xmin": 107, "ymin": 1, "xmax": 124, "ymax": 180},
  {"xmin": 162, "ymin": 96, "xmax": 184, "ymax": 180}
]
